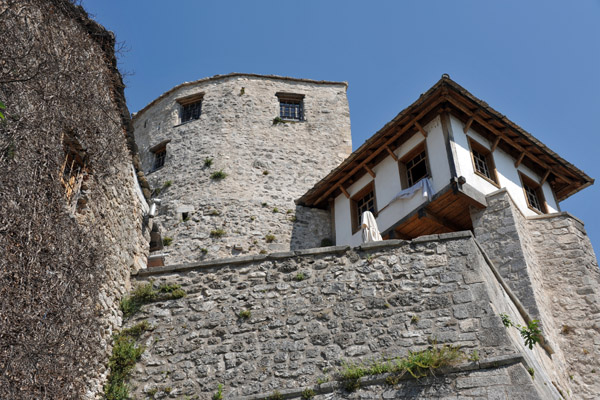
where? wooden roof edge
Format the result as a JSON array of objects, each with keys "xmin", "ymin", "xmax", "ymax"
[
  {"xmin": 298, "ymin": 75, "xmax": 594, "ymax": 208},
  {"xmin": 132, "ymin": 73, "xmax": 348, "ymax": 121},
  {"xmin": 442, "ymin": 78, "xmax": 594, "ymax": 188},
  {"xmin": 297, "ymin": 80, "xmax": 448, "ymax": 207}
]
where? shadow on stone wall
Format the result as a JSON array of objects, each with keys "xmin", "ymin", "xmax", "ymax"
[{"xmin": 290, "ymin": 205, "xmax": 332, "ymax": 250}]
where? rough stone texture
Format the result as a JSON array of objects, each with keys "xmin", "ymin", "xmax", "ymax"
[
  {"xmin": 472, "ymin": 189, "xmax": 600, "ymax": 399},
  {"xmin": 123, "ymin": 235, "xmax": 561, "ymax": 399},
  {"xmin": 133, "ymin": 74, "xmax": 351, "ymax": 264},
  {"xmin": 0, "ymin": 1, "xmax": 149, "ymax": 398},
  {"xmin": 526, "ymin": 213, "xmax": 600, "ymax": 399}
]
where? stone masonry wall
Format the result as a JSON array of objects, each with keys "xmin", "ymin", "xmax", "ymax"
[
  {"xmin": 0, "ymin": 1, "xmax": 149, "ymax": 398},
  {"xmin": 526, "ymin": 213, "xmax": 600, "ymax": 399},
  {"xmin": 472, "ymin": 188, "xmax": 600, "ymax": 399},
  {"xmin": 122, "ymin": 233, "xmax": 563, "ymax": 399},
  {"xmin": 132, "ymin": 75, "xmax": 352, "ymax": 264}
]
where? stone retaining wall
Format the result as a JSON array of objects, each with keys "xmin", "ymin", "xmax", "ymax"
[{"xmin": 123, "ymin": 233, "xmax": 562, "ymax": 399}]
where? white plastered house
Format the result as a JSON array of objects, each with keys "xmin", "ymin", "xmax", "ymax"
[{"xmin": 297, "ymin": 75, "xmax": 593, "ymax": 247}]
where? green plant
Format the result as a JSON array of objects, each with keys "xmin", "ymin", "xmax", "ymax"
[
  {"xmin": 250, "ymin": 216, "xmax": 256, "ymax": 221},
  {"xmin": 104, "ymin": 323, "xmax": 148, "ymax": 400},
  {"xmin": 272, "ymin": 207, "xmax": 279, "ymax": 213},
  {"xmin": 120, "ymin": 281, "xmax": 187, "ymax": 318},
  {"xmin": 182, "ymin": 213, "xmax": 190, "ymax": 222},
  {"xmin": 340, "ymin": 344, "xmax": 465, "ymax": 391},
  {"xmin": 301, "ymin": 388, "xmax": 315, "ymax": 399},
  {"xmin": 294, "ymin": 272, "xmax": 305, "ymax": 281},
  {"xmin": 213, "ymin": 383, "xmax": 224, "ymax": 400},
  {"xmin": 210, "ymin": 170, "xmax": 227, "ymax": 180},
  {"xmin": 500, "ymin": 313, "xmax": 512, "ymax": 327},
  {"xmin": 267, "ymin": 391, "xmax": 284, "ymax": 400},
  {"xmin": 163, "ymin": 236, "xmax": 173, "ymax": 246},
  {"xmin": 239, "ymin": 309, "xmax": 251, "ymax": 319},
  {"xmin": 320, "ymin": 238, "xmax": 333, "ymax": 247},
  {"xmin": 272, "ymin": 116, "xmax": 285, "ymax": 125},
  {"xmin": 469, "ymin": 350, "xmax": 479, "ymax": 362},
  {"xmin": 261, "ymin": 202, "xmax": 268, "ymax": 207},
  {"xmin": 0, "ymin": 101, "xmax": 5, "ymax": 120},
  {"xmin": 210, "ymin": 229, "xmax": 226, "ymax": 238},
  {"xmin": 259, "ymin": 249, "xmax": 267, "ymax": 254},
  {"xmin": 289, "ymin": 215, "xmax": 298, "ymax": 222},
  {"xmin": 240, "ymin": 87, "xmax": 245, "ymax": 95},
  {"xmin": 163, "ymin": 180, "xmax": 172, "ymax": 188},
  {"xmin": 265, "ymin": 234, "xmax": 276, "ymax": 243},
  {"xmin": 528, "ymin": 367, "xmax": 535, "ymax": 379},
  {"xmin": 204, "ymin": 157, "xmax": 213, "ymax": 167},
  {"xmin": 411, "ymin": 315, "xmax": 419, "ymax": 323},
  {"xmin": 263, "ymin": 170, "xmax": 269, "ymax": 175},
  {"xmin": 200, "ymin": 248, "xmax": 208, "ymax": 254},
  {"xmin": 163, "ymin": 387, "xmax": 172, "ymax": 394},
  {"xmin": 561, "ymin": 324, "xmax": 573, "ymax": 335},
  {"xmin": 519, "ymin": 320, "xmax": 542, "ymax": 350},
  {"xmin": 286, "ymin": 209, "xmax": 293, "ymax": 214},
  {"xmin": 147, "ymin": 387, "xmax": 158, "ymax": 396},
  {"xmin": 316, "ymin": 376, "xmax": 329, "ymax": 385}
]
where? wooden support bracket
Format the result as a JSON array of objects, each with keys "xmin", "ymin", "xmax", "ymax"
[
  {"xmin": 364, "ymin": 165, "xmax": 376, "ymax": 178},
  {"xmin": 515, "ymin": 152, "xmax": 525, "ymax": 168},
  {"xmin": 541, "ymin": 170, "xmax": 551, "ymax": 185},
  {"xmin": 418, "ymin": 208, "xmax": 462, "ymax": 232},
  {"xmin": 491, "ymin": 136, "xmax": 501, "ymax": 152},
  {"xmin": 385, "ymin": 146, "xmax": 399, "ymax": 161},
  {"xmin": 463, "ymin": 110, "xmax": 478, "ymax": 133},
  {"xmin": 415, "ymin": 121, "xmax": 428, "ymax": 137},
  {"xmin": 340, "ymin": 186, "xmax": 350, "ymax": 199}
]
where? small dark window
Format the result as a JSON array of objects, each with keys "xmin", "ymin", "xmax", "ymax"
[
  {"xmin": 176, "ymin": 93, "xmax": 204, "ymax": 124},
  {"xmin": 468, "ymin": 138, "xmax": 499, "ymax": 186},
  {"xmin": 520, "ymin": 172, "xmax": 547, "ymax": 214},
  {"xmin": 181, "ymin": 101, "xmax": 202, "ymax": 123},
  {"xmin": 351, "ymin": 182, "xmax": 376, "ymax": 234},
  {"xmin": 153, "ymin": 147, "xmax": 166, "ymax": 171},
  {"xmin": 406, "ymin": 150, "xmax": 428, "ymax": 187},
  {"xmin": 60, "ymin": 133, "xmax": 89, "ymax": 213},
  {"xmin": 276, "ymin": 92, "xmax": 304, "ymax": 121}
]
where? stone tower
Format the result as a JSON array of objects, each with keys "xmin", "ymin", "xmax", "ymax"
[{"xmin": 133, "ymin": 73, "xmax": 352, "ymax": 265}]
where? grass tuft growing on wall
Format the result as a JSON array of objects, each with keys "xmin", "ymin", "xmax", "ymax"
[{"xmin": 120, "ymin": 282, "xmax": 186, "ymax": 318}]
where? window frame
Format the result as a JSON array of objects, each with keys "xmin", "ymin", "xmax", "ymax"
[
  {"xmin": 276, "ymin": 92, "xmax": 305, "ymax": 122},
  {"xmin": 519, "ymin": 172, "xmax": 547, "ymax": 214},
  {"xmin": 398, "ymin": 141, "xmax": 431, "ymax": 189},
  {"xmin": 149, "ymin": 140, "xmax": 170, "ymax": 172},
  {"xmin": 350, "ymin": 181, "xmax": 377, "ymax": 234},
  {"xmin": 467, "ymin": 136, "xmax": 500, "ymax": 187},
  {"xmin": 60, "ymin": 134, "xmax": 89, "ymax": 214},
  {"xmin": 176, "ymin": 92, "xmax": 204, "ymax": 124}
]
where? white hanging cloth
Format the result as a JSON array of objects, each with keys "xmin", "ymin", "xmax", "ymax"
[
  {"xmin": 362, "ymin": 211, "xmax": 382, "ymax": 243},
  {"xmin": 390, "ymin": 177, "xmax": 434, "ymax": 203}
]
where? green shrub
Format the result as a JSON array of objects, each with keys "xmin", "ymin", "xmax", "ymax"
[
  {"xmin": 272, "ymin": 207, "xmax": 279, "ymax": 213},
  {"xmin": 204, "ymin": 157, "xmax": 213, "ymax": 167},
  {"xmin": 267, "ymin": 391, "xmax": 284, "ymax": 400},
  {"xmin": 265, "ymin": 234, "xmax": 276, "ymax": 243},
  {"xmin": 212, "ymin": 383, "xmax": 224, "ymax": 400},
  {"xmin": 301, "ymin": 389, "xmax": 315, "ymax": 399},
  {"xmin": 120, "ymin": 282, "xmax": 186, "ymax": 318},
  {"xmin": 210, "ymin": 170, "xmax": 227, "ymax": 180},
  {"xmin": 162, "ymin": 236, "xmax": 173, "ymax": 246},
  {"xmin": 263, "ymin": 170, "xmax": 269, "ymax": 175},
  {"xmin": 200, "ymin": 247, "xmax": 208, "ymax": 254},
  {"xmin": 239, "ymin": 309, "xmax": 251, "ymax": 319},
  {"xmin": 210, "ymin": 228, "xmax": 226, "ymax": 238},
  {"xmin": 272, "ymin": 116, "xmax": 285, "ymax": 125},
  {"xmin": 294, "ymin": 272, "xmax": 305, "ymax": 281}
]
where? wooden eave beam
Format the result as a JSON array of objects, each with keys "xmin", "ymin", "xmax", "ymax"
[
  {"xmin": 463, "ymin": 110, "xmax": 478, "ymax": 133},
  {"xmin": 339, "ymin": 186, "xmax": 350, "ymax": 199},
  {"xmin": 491, "ymin": 136, "xmax": 501, "ymax": 152},
  {"xmin": 364, "ymin": 165, "xmax": 376, "ymax": 178},
  {"xmin": 514, "ymin": 152, "xmax": 525, "ymax": 168},
  {"xmin": 312, "ymin": 96, "xmax": 445, "ymax": 206},
  {"xmin": 415, "ymin": 121, "xmax": 428, "ymax": 137},
  {"xmin": 445, "ymin": 94, "xmax": 575, "ymax": 185},
  {"xmin": 385, "ymin": 146, "xmax": 398, "ymax": 161},
  {"xmin": 540, "ymin": 170, "xmax": 551, "ymax": 185}
]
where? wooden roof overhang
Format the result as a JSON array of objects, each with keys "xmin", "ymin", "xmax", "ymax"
[{"xmin": 297, "ymin": 75, "xmax": 594, "ymax": 209}]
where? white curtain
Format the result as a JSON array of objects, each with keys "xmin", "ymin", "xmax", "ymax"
[{"xmin": 362, "ymin": 211, "xmax": 382, "ymax": 243}]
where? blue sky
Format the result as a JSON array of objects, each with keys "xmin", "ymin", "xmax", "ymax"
[{"xmin": 82, "ymin": 0, "xmax": 600, "ymax": 254}]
